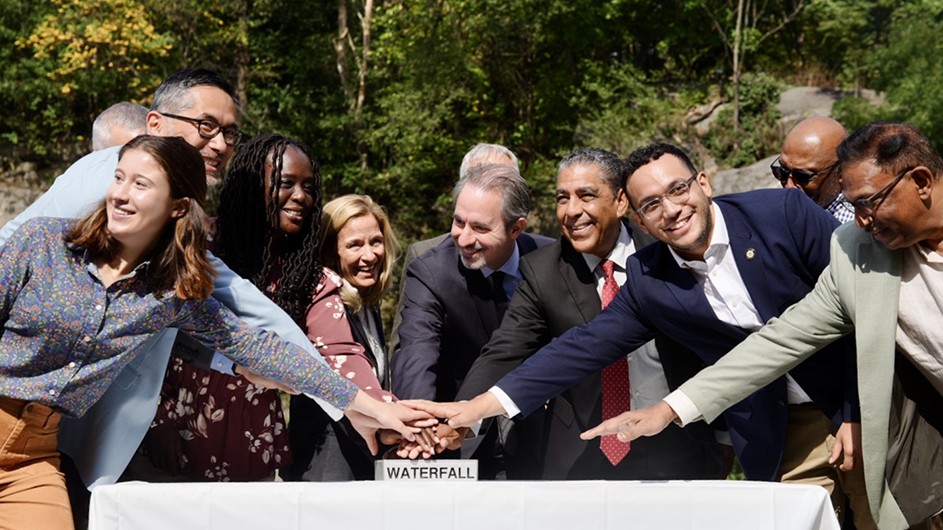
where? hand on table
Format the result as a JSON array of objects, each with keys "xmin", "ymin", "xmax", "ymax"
[{"xmin": 580, "ymin": 401, "xmax": 678, "ymax": 442}]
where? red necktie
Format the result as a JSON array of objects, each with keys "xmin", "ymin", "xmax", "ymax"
[{"xmin": 599, "ymin": 259, "xmax": 631, "ymax": 465}]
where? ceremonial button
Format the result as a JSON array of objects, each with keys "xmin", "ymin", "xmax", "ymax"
[
  {"xmin": 68, "ymin": 362, "xmax": 76, "ymax": 368},
  {"xmin": 95, "ymin": 304, "xmax": 102, "ymax": 311},
  {"xmin": 48, "ymin": 389, "xmax": 56, "ymax": 396},
  {"xmin": 83, "ymin": 335, "xmax": 92, "ymax": 343}
]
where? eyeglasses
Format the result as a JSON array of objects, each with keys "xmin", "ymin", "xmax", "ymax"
[
  {"xmin": 633, "ymin": 174, "xmax": 700, "ymax": 219},
  {"xmin": 770, "ymin": 157, "xmax": 837, "ymax": 185},
  {"xmin": 840, "ymin": 167, "xmax": 914, "ymax": 217},
  {"xmin": 159, "ymin": 112, "xmax": 243, "ymax": 146}
]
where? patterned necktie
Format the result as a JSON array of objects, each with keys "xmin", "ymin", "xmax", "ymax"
[
  {"xmin": 599, "ymin": 259, "xmax": 631, "ymax": 465},
  {"xmin": 491, "ymin": 271, "xmax": 509, "ymax": 321}
]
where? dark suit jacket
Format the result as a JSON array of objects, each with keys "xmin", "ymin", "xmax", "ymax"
[
  {"xmin": 457, "ymin": 219, "xmax": 722, "ymax": 479},
  {"xmin": 391, "ymin": 232, "xmax": 554, "ymax": 402},
  {"xmin": 287, "ymin": 306, "xmax": 387, "ymax": 481},
  {"xmin": 495, "ymin": 189, "xmax": 859, "ymax": 481}
]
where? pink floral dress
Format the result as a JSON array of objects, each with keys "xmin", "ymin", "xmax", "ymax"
[{"xmin": 152, "ymin": 268, "xmax": 390, "ymax": 481}]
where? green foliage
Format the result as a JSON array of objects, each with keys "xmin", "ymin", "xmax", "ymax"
[
  {"xmin": 704, "ymin": 73, "xmax": 783, "ymax": 167},
  {"xmin": 571, "ymin": 61, "xmax": 679, "ymax": 156},
  {"xmin": 831, "ymin": 96, "xmax": 895, "ymax": 133}
]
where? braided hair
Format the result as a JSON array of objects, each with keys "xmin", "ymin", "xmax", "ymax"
[{"xmin": 214, "ymin": 133, "xmax": 324, "ymax": 324}]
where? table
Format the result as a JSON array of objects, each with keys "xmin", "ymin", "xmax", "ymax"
[{"xmin": 89, "ymin": 480, "xmax": 840, "ymax": 530}]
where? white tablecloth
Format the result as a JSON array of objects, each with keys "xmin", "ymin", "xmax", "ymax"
[{"xmin": 89, "ymin": 480, "xmax": 840, "ymax": 530}]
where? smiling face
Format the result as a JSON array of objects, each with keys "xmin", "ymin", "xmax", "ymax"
[
  {"xmin": 264, "ymin": 145, "xmax": 316, "ymax": 237},
  {"xmin": 336, "ymin": 213, "xmax": 386, "ymax": 294},
  {"xmin": 106, "ymin": 148, "xmax": 187, "ymax": 256},
  {"xmin": 146, "ymin": 85, "xmax": 238, "ymax": 186},
  {"xmin": 627, "ymin": 154, "xmax": 714, "ymax": 260},
  {"xmin": 450, "ymin": 184, "xmax": 523, "ymax": 270},
  {"xmin": 556, "ymin": 163, "xmax": 628, "ymax": 257},
  {"xmin": 841, "ymin": 159, "xmax": 941, "ymax": 251}
]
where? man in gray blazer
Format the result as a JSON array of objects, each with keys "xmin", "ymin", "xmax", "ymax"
[{"xmin": 587, "ymin": 122, "xmax": 943, "ymax": 530}]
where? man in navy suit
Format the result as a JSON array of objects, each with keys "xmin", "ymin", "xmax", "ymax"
[
  {"xmin": 453, "ymin": 147, "xmax": 725, "ymax": 480},
  {"xmin": 408, "ymin": 143, "xmax": 873, "ymax": 527},
  {"xmin": 392, "ymin": 162, "xmax": 553, "ymax": 478}
]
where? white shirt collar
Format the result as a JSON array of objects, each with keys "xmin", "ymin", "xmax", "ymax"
[
  {"xmin": 668, "ymin": 202, "xmax": 728, "ymax": 272},
  {"xmin": 582, "ymin": 222, "xmax": 633, "ymax": 272}
]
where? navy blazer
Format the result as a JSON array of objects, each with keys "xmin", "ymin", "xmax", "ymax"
[
  {"xmin": 495, "ymin": 189, "xmax": 859, "ymax": 481},
  {"xmin": 392, "ymin": 232, "xmax": 554, "ymax": 401}
]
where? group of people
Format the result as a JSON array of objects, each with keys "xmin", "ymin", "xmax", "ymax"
[{"xmin": 0, "ymin": 65, "xmax": 940, "ymax": 530}]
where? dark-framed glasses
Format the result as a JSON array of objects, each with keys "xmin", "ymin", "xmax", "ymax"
[
  {"xmin": 770, "ymin": 156, "xmax": 836, "ymax": 185},
  {"xmin": 159, "ymin": 112, "xmax": 243, "ymax": 146},
  {"xmin": 634, "ymin": 174, "xmax": 700, "ymax": 219},
  {"xmin": 840, "ymin": 167, "xmax": 914, "ymax": 216}
]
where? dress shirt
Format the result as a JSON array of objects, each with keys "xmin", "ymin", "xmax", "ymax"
[
  {"xmin": 492, "ymin": 223, "xmax": 670, "ymax": 416},
  {"xmin": 481, "ymin": 244, "xmax": 522, "ymax": 299},
  {"xmin": 896, "ymin": 243, "xmax": 943, "ymax": 395},
  {"xmin": 0, "ymin": 218, "xmax": 358, "ymax": 417},
  {"xmin": 825, "ymin": 192, "xmax": 855, "ymax": 224},
  {"xmin": 664, "ymin": 205, "xmax": 811, "ymax": 422}
]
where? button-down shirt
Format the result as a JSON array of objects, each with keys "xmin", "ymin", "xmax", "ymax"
[
  {"xmin": 0, "ymin": 217, "xmax": 358, "ymax": 418},
  {"xmin": 825, "ymin": 192, "xmax": 855, "ymax": 224},
  {"xmin": 481, "ymin": 244, "xmax": 522, "ymax": 299},
  {"xmin": 664, "ymin": 205, "xmax": 811, "ymax": 421}
]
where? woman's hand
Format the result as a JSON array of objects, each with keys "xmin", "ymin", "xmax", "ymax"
[{"xmin": 345, "ymin": 390, "xmax": 436, "ymax": 455}]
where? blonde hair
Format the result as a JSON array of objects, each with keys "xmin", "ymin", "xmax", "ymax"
[{"xmin": 320, "ymin": 195, "xmax": 400, "ymax": 312}]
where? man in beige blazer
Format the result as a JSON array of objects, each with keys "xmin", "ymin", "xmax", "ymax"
[{"xmin": 583, "ymin": 122, "xmax": 943, "ymax": 530}]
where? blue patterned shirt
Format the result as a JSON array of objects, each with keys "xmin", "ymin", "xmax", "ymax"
[
  {"xmin": 0, "ymin": 217, "xmax": 358, "ymax": 417},
  {"xmin": 825, "ymin": 192, "xmax": 855, "ymax": 224}
]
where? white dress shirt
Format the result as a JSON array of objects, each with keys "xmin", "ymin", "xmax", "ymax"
[{"xmin": 665, "ymin": 204, "xmax": 812, "ymax": 424}]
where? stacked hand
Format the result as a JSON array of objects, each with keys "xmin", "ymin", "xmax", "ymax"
[{"xmin": 344, "ymin": 390, "xmax": 438, "ymax": 455}]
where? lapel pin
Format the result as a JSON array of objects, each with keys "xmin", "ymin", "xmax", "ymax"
[{"xmin": 745, "ymin": 248, "xmax": 756, "ymax": 260}]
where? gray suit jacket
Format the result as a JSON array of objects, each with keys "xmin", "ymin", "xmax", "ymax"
[{"xmin": 679, "ymin": 223, "xmax": 939, "ymax": 529}]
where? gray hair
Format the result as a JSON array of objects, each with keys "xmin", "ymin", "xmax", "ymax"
[
  {"xmin": 150, "ymin": 68, "xmax": 238, "ymax": 114},
  {"xmin": 452, "ymin": 163, "xmax": 531, "ymax": 226},
  {"xmin": 558, "ymin": 147, "xmax": 625, "ymax": 196},
  {"xmin": 91, "ymin": 102, "xmax": 148, "ymax": 151},
  {"xmin": 459, "ymin": 143, "xmax": 519, "ymax": 178}
]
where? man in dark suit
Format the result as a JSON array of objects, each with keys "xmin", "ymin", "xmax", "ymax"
[
  {"xmin": 409, "ymin": 144, "xmax": 871, "ymax": 527},
  {"xmin": 391, "ymin": 162, "xmax": 553, "ymax": 478},
  {"xmin": 454, "ymin": 147, "xmax": 725, "ymax": 480},
  {"xmin": 390, "ymin": 143, "xmax": 519, "ymax": 354}
]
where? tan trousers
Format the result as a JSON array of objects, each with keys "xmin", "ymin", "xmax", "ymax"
[
  {"xmin": 779, "ymin": 405, "xmax": 877, "ymax": 530},
  {"xmin": 0, "ymin": 396, "xmax": 73, "ymax": 530}
]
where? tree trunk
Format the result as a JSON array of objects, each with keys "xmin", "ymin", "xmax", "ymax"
[
  {"xmin": 732, "ymin": 0, "xmax": 745, "ymax": 142},
  {"xmin": 336, "ymin": 0, "xmax": 354, "ymax": 107},
  {"xmin": 235, "ymin": 0, "xmax": 251, "ymax": 110}
]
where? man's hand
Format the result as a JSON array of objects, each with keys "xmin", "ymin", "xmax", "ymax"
[
  {"xmin": 829, "ymin": 421, "xmax": 861, "ymax": 472},
  {"xmin": 399, "ymin": 392, "xmax": 505, "ymax": 429},
  {"xmin": 345, "ymin": 391, "xmax": 436, "ymax": 455},
  {"xmin": 580, "ymin": 401, "xmax": 678, "ymax": 442},
  {"xmin": 234, "ymin": 364, "xmax": 298, "ymax": 394}
]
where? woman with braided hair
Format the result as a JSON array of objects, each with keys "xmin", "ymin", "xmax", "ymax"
[{"xmin": 145, "ymin": 134, "xmax": 393, "ymax": 481}]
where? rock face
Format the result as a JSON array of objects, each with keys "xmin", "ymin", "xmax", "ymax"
[{"xmin": 0, "ymin": 160, "xmax": 46, "ymax": 227}]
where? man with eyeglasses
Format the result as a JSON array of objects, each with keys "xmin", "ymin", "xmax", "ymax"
[
  {"xmin": 406, "ymin": 142, "xmax": 874, "ymax": 528},
  {"xmin": 0, "ymin": 69, "xmax": 393, "ymax": 519},
  {"xmin": 583, "ymin": 123, "xmax": 943, "ymax": 529},
  {"xmin": 772, "ymin": 116, "xmax": 852, "ymax": 223}
]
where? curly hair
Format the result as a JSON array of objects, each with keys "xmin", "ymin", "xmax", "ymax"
[{"xmin": 214, "ymin": 133, "xmax": 324, "ymax": 323}]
